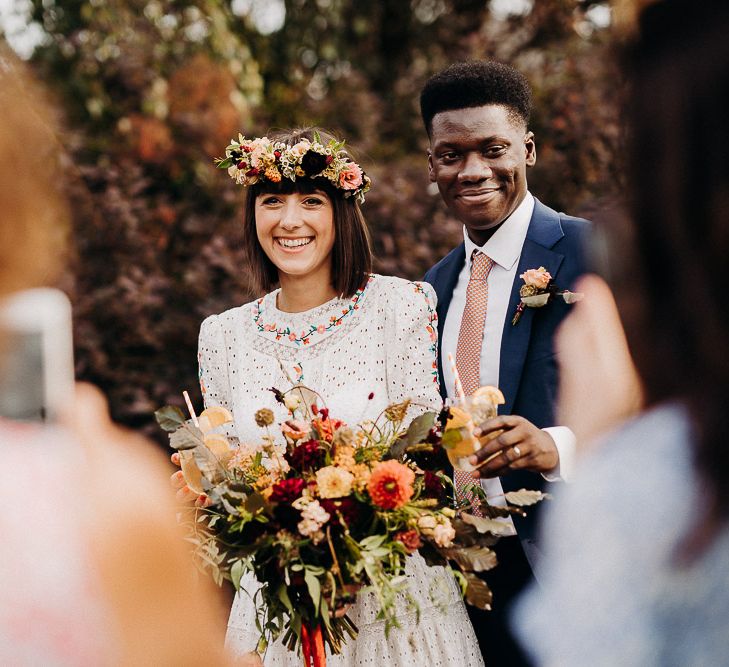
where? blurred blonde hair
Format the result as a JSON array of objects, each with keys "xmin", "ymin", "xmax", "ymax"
[{"xmin": 0, "ymin": 46, "xmax": 69, "ymax": 298}]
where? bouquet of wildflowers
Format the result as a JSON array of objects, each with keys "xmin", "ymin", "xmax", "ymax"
[{"xmin": 156, "ymin": 386, "xmax": 546, "ymax": 667}]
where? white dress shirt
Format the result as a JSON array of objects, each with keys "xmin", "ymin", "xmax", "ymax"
[{"xmin": 441, "ymin": 192, "xmax": 576, "ymax": 533}]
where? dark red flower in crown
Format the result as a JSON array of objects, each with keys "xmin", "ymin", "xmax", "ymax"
[
  {"xmin": 270, "ymin": 477, "xmax": 306, "ymax": 504},
  {"xmin": 286, "ymin": 439, "xmax": 323, "ymax": 471},
  {"xmin": 300, "ymin": 150, "xmax": 329, "ymax": 176}
]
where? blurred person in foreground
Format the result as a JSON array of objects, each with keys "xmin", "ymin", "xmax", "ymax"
[
  {"xmin": 0, "ymin": 47, "xmax": 234, "ymax": 665},
  {"xmin": 513, "ymin": 1, "xmax": 729, "ymax": 665}
]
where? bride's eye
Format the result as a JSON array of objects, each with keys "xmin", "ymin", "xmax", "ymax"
[
  {"xmin": 304, "ymin": 196, "xmax": 325, "ymax": 206},
  {"xmin": 260, "ymin": 196, "xmax": 282, "ymax": 205}
]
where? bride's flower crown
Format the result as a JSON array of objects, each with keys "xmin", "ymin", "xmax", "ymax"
[{"xmin": 215, "ymin": 133, "xmax": 372, "ymax": 204}]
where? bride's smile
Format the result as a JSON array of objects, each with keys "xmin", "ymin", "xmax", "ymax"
[{"xmin": 255, "ymin": 190, "xmax": 335, "ymax": 286}]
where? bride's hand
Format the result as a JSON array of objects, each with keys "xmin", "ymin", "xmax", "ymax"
[{"xmin": 169, "ymin": 452, "xmax": 212, "ymax": 507}]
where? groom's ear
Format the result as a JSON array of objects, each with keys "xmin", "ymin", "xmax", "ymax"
[
  {"xmin": 525, "ymin": 131, "xmax": 536, "ymax": 167},
  {"xmin": 427, "ymin": 150, "xmax": 436, "ymax": 182}
]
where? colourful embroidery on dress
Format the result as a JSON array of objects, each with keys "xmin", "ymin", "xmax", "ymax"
[
  {"xmin": 412, "ymin": 283, "xmax": 440, "ymax": 385},
  {"xmin": 253, "ymin": 275, "xmax": 373, "ymax": 346}
]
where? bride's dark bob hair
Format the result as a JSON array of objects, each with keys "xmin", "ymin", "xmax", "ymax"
[{"xmin": 242, "ymin": 128, "xmax": 372, "ymax": 298}]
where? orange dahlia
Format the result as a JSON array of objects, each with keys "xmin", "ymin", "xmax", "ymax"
[{"xmin": 367, "ymin": 460, "xmax": 415, "ymax": 510}]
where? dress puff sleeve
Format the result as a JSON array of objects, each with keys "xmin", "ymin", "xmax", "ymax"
[
  {"xmin": 198, "ymin": 314, "xmax": 238, "ymax": 443},
  {"xmin": 384, "ymin": 279, "xmax": 442, "ymax": 413}
]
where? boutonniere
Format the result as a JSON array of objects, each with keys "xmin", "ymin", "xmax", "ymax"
[{"xmin": 511, "ymin": 267, "xmax": 583, "ymax": 325}]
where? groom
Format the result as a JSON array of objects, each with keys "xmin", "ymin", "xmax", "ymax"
[{"xmin": 421, "ymin": 61, "xmax": 590, "ymax": 665}]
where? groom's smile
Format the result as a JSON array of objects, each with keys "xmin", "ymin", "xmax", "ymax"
[{"xmin": 428, "ymin": 104, "xmax": 536, "ymax": 246}]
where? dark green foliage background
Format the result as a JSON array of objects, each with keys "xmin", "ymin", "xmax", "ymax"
[{"xmin": 11, "ymin": 0, "xmax": 623, "ymax": 439}]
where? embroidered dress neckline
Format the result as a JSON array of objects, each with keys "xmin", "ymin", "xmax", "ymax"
[{"xmin": 252, "ymin": 275, "xmax": 374, "ymax": 348}]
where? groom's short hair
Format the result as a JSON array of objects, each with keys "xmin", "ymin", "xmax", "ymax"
[{"xmin": 420, "ymin": 60, "xmax": 532, "ymax": 135}]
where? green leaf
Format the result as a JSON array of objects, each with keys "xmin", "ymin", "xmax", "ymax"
[
  {"xmin": 277, "ymin": 584, "xmax": 293, "ymax": 613},
  {"xmin": 359, "ymin": 534, "xmax": 387, "ymax": 550},
  {"xmin": 154, "ymin": 405, "xmax": 186, "ymax": 432},
  {"xmin": 230, "ymin": 559, "xmax": 245, "ymax": 590},
  {"xmin": 504, "ymin": 489, "xmax": 551, "ymax": 507},
  {"xmin": 304, "ymin": 568, "xmax": 322, "ymax": 617},
  {"xmin": 406, "ymin": 412, "xmax": 436, "ymax": 445},
  {"xmin": 461, "ymin": 513, "xmax": 516, "ymax": 536},
  {"xmin": 464, "ymin": 573, "xmax": 493, "ymax": 610}
]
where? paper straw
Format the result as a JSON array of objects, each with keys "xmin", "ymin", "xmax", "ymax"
[
  {"xmin": 447, "ymin": 352, "xmax": 467, "ymax": 401},
  {"xmin": 182, "ymin": 390, "xmax": 200, "ymax": 427}
]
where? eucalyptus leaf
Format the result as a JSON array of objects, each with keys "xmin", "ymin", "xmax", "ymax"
[
  {"xmin": 504, "ymin": 489, "xmax": 551, "ymax": 507},
  {"xmin": 154, "ymin": 405, "xmax": 187, "ymax": 432},
  {"xmin": 304, "ymin": 568, "xmax": 322, "ymax": 617},
  {"xmin": 464, "ymin": 573, "xmax": 493, "ymax": 610},
  {"xmin": 387, "ymin": 437, "xmax": 408, "ymax": 460},
  {"xmin": 406, "ymin": 412, "xmax": 436, "ymax": 445},
  {"xmin": 169, "ymin": 423, "xmax": 204, "ymax": 451}
]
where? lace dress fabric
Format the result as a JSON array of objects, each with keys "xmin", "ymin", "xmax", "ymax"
[{"xmin": 198, "ymin": 274, "xmax": 484, "ymax": 666}]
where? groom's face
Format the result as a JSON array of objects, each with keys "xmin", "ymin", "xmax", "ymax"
[{"xmin": 428, "ymin": 104, "xmax": 535, "ymax": 244}]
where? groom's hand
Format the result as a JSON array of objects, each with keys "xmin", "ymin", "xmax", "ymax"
[{"xmin": 468, "ymin": 415, "xmax": 559, "ymax": 478}]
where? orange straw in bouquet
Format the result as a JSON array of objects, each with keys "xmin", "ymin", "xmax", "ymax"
[
  {"xmin": 447, "ymin": 352, "xmax": 467, "ymax": 401},
  {"xmin": 182, "ymin": 390, "xmax": 200, "ymax": 427}
]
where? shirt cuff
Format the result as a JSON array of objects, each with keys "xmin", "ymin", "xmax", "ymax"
[{"xmin": 541, "ymin": 426, "xmax": 577, "ymax": 482}]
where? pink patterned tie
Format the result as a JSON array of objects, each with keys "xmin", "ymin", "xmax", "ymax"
[{"xmin": 454, "ymin": 251, "xmax": 495, "ymax": 516}]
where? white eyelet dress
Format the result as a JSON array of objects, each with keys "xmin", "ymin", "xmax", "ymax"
[{"xmin": 198, "ymin": 274, "xmax": 484, "ymax": 667}]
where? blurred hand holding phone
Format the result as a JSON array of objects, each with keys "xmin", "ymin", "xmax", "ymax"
[{"xmin": 0, "ymin": 288, "xmax": 75, "ymax": 422}]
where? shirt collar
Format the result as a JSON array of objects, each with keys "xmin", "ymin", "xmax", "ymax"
[{"xmin": 462, "ymin": 191, "xmax": 535, "ymax": 271}]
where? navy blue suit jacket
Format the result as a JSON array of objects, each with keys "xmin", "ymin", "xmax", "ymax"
[{"xmin": 424, "ymin": 198, "xmax": 590, "ymax": 551}]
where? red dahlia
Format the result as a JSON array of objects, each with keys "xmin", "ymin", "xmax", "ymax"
[{"xmin": 270, "ymin": 478, "xmax": 306, "ymax": 503}]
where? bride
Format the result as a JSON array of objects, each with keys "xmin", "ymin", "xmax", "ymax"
[{"xmin": 198, "ymin": 128, "xmax": 483, "ymax": 666}]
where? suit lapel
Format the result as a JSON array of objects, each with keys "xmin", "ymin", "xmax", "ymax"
[{"xmin": 499, "ymin": 200, "xmax": 565, "ymax": 416}]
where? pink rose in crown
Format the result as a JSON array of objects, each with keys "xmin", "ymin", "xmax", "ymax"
[
  {"xmin": 520, "ymin": 267, "xmax": 552, "ymax": 290},
  {"xmin": 339, "ymin": 163, "xmax": 363, "ymax": 190}
]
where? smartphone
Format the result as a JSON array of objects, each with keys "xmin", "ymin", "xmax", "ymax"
[{"xmin": 0, "ymin": 288, "xmax": 75, "ymax": 422}]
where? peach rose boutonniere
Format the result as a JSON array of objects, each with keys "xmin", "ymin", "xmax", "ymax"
[{"xmin": 512, "ymin": 266, "xmax": 584, "ymax": 325}]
